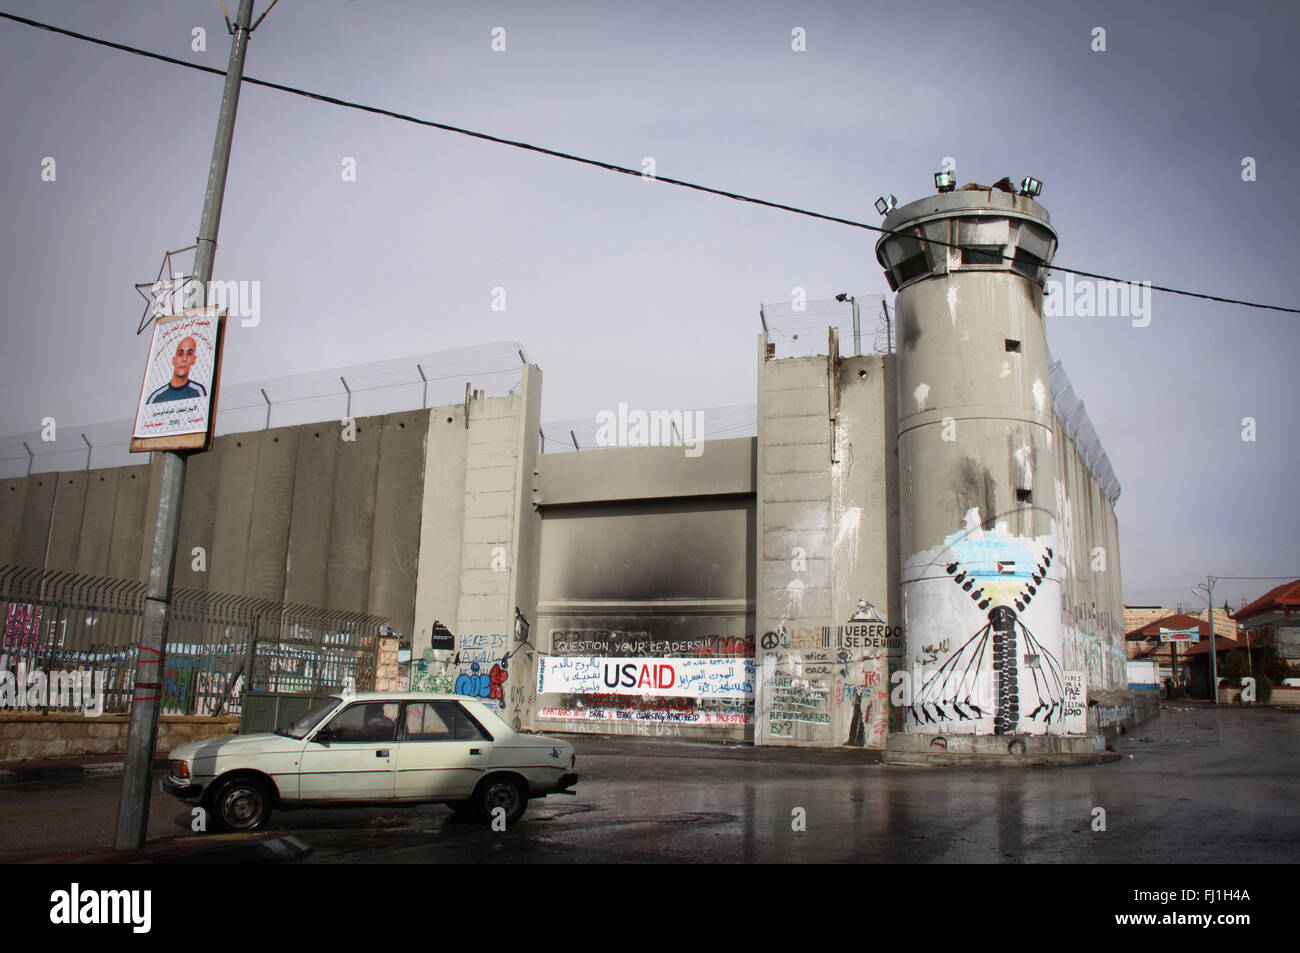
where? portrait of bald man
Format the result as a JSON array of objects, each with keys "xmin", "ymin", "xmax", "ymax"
[{"xmin": 148, "ymin": 335, "xmax": 208, "ymax": 404}]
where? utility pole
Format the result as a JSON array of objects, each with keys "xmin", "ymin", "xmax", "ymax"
[
  {"xmin": 1206, "ymin": 576, "xmax": 1219, "ymax": 704},
  {"xmin": 115, "ymin": 0, "xmax": 257, "ymax": 850},
  {"xmin": 1192, "ymin": 576, "xmax": 1220, "ymax": 703}
]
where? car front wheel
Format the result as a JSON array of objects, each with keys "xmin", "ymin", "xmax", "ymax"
[
  {"xmin": 473, "ymin": 776, "xmax": 526, "ymax": 826},
  {"xmin": 209, "ymin": 776, "xmax": 272, "ymax": 832}
]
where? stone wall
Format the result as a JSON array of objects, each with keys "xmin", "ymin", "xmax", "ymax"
[
  {"xmin": 0, "ymin": 713, "xmax": 239, "ymax": 762},
  {"xmin": 374, "ymin": 636, "xmax": 401, "ymax": 692},
  {"xmin": 1216, "ymin": 683, "xmax": 1300, "ymax": 707}
]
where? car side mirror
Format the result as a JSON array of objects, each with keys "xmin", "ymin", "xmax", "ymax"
[{"xmin": 313, "ymin": 726, "xmax": 334, "ymax": 744}]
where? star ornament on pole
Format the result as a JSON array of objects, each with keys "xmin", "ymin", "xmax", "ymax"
[{"xmin": 134, "ymin": 246, "xmax": 198, "ymax": 335}]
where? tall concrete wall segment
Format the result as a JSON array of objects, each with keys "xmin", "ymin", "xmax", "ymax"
[
  {"xmin": 753, "ymin": 337, "xmax": 900, "ymax": 748},
  {"xmin": 1052, "ymin": 403, "xmax": 1126, "ymax": 689},
  {"xmin": 409, "ymin": 371, "xmax": 544, "ymax": 733}
]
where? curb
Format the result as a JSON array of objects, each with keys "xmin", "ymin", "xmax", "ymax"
[
  {"xmin": 18, "ymin": 833, "xmax": 314, "ymax": 865},
  {"xmin": 0, "ymin": 759, "xmax": 169, "ymax": 785},
  {"xmin": 881, "ymin": 751, "xmax": 1122, "ymax": 767}
]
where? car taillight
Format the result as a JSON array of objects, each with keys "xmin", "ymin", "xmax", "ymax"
[{"xmin": 173, "ymin": 760, "xmax": 190, "ymax": 779}]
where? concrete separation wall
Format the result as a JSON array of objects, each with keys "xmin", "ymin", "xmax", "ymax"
[{"xmin": 0, "ymin": 414, "xmax": 433, "ymax": 639}]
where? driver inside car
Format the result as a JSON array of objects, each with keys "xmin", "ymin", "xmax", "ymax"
[{"xmin": 363, "ymin": 703, "xmax": 396, "ymax": 741}]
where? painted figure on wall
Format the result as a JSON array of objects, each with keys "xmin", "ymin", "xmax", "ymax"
[{"xmin": 904, "ymin": 523, "xmax": 1065, "ymax": 735}]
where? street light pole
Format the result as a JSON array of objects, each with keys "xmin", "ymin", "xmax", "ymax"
[
  {"xmin": 835, "ymin": 293, "xmax": 860, "ymax": 355},
  {"xmin": 1206, "ymin": 576, "xmax": 1218, "ymax": 704},
  {"xmin": 1194, "ymin": 577, "xmax": 1220, "ymax": 705},
  {"xmin": 114, "ymin": 0, "xmax": 257, "ymax": 851}
]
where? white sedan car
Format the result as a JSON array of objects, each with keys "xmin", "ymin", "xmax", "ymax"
[{"xmin": 162, "ymin": 693, "xmax": 578, "ymax": 831}]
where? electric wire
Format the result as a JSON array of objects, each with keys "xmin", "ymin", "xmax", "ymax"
[{"xmin": 3, "ymin": 10, "xmax": 1298, "ymax": 316}]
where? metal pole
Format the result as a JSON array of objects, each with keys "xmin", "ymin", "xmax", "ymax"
[
  {"xmin": 1207, "ymin": 575, "xmax": 1218, "ymax": 704},
  {"xmin": 115, "ymin": 0, "xmax": 256, "ymax": 851},
  {"xmin": 882, "ymin": 296, "xmax": 893, "ymax": 354},
  {"xmin": 850, "ymin": 297, "xmax": 860, "ymax": 356}
]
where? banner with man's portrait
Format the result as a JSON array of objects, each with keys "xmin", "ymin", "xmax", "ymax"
[{"xmin": 130, "ymin": 307, "xmax": 226, "ymax": 452}]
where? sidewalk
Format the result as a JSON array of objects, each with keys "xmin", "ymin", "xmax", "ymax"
[{"xmin": 0, "ymin": 754, "xmax": 169, "ymax": 784}]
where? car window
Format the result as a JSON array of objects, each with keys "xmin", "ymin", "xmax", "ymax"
[
  {"xmin": 403, "ymin": 702, "xmax": 453, "ymax": 741},
  {"xmin": 281, "ymin": 695, "xmax": 343, "ymax": 739},
  {"xmin": 401, "ymin": 701, "xmax": 491, "ymax": 742},
  {"xmin": 325, "ymin": 702, "xmax": 399, "ymax": 743},
  {"xmin": 453, "ymin": 704, "xmax": 492, "ymax": 741}
]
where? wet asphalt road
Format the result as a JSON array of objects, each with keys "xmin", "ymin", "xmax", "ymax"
[{"xmin": 1, "ymin": 703, "xmax": 1296, "ymax": 863}]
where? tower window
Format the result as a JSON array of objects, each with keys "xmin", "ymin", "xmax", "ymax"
[
  {"xmin": 1012, "ymin": 246, "xmax": 1044, "ymax": 280},
  {"xmin": 895, "ymin": 252, "xmax": 930, "ymax": 285},
  {"xmin": 1005, "ymin": 339, "xmax": 1021, "ymax": 353},
  {"xmin": 961, "ymin": 245, "xmax": 1005, "ymax": 266},
  {"xmin": 1016, "ymin": 488, "xmax": 1032, "ymax": 503}
]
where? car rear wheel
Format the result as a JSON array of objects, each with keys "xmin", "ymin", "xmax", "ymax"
[
  {"xmin": 209, "ymin": 776, "xmax": 272, "ymax": 832},
  {"xmin": 473, "ymin": 776, "xmax": 526, "ymax": 826}
]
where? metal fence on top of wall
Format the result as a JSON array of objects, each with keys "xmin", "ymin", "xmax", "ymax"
[
  {"xmin": 762, "ymin": 296, "xmax": 897, "ymax": 359},
  {"xmin": 0, "ymin": 565, "xmax": 388, "ymax": 717},
  {"xmin": 0, "ymin": 341, "xmax": 528, "ymax": 480}
]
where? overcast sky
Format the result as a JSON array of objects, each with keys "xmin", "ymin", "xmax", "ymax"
[{"xmin": 1, "ymin": 0, "xmax": 1297, "ymax": 610}]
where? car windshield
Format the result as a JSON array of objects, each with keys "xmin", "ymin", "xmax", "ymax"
[{"xmin": 277, "ymin": 696, "xmax": 344, "ymax": 739}]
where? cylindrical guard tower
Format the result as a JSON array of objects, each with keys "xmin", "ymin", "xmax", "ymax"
[{"xmin": 876, "ymin": 186, "xmax": 1063, "ymax": 736}]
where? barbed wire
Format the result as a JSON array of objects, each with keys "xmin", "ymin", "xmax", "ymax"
[{"xmin": 0, "ymin": 341, "xmax": 525, "ymax": 478}]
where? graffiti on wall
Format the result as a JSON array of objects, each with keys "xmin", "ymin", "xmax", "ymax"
[
  {"xmin": 454, "ymin": 659, "xmax": 509, "ymax": 706},
  {"xmin": 539, "ymin": 693, "xmax": 751, "ymax": 725},
  {"xmin": 2, "ymin": 603, "xmax": 43, "ymax": 653},
  {"xmin": 410, "ymin": 629, "xmax": 517, "ymax": 711},
  {"xmin": 902, "ymin": 520, "xmax": 1065, "ymax": 735},
  {"xmin": 767, "ymin": 672, "xmax": 830, "ymax": 737},
  {"xmin": 539, "ymin": 628, "xmax": 755, "ymax": 730},
  {"xmin": 551, "ymin": 630, "xmax": 753, "ymax": 658}
]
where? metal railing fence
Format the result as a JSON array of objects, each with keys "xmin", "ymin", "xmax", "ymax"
[{"xmin": 0, "ymin": 565, "xmax": 387, "ymax": 717}]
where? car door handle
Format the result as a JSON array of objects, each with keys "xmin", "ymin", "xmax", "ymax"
[
  {"xmin": 376, "ymin": 749, "xmax": 390, "ymax": 758},
  {"xmin": 470, "ymin": 748, "xmax": 482, "ymax": 756}
]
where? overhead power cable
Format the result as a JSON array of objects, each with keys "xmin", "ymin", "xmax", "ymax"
[{"xmin": 3, "ymin": 10, "xmax": 1298, "ymax": 316}]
